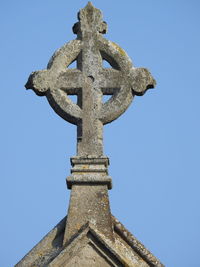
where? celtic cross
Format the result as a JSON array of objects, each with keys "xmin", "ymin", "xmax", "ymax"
[
  {"xmin": 25, "ymin": 2, "xmax": 156, "ymax": 245},
  {"xmin": 26, "ymin": 2, "xmax": 155, "ymax": 158}
]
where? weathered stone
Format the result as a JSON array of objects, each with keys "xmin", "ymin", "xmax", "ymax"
[
  {"xmin": 17, "ymin": 2, "xmax": 163, "ymax": 267},
  {"xmin": 25, "ymin": 1, "xmax": 155, "ymax": 157},
  {"xmin": 15, "ymin": 216, "xmax": 164, "ymax": 267}
]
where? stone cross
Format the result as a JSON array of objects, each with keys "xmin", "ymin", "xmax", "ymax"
[
  {"xmin": 25, "ymin": 2, "xmax": 156, "ymax": 245},
  {"xmin": 26, "ymin": 2, "xmax": 155, "ymax": 158}
]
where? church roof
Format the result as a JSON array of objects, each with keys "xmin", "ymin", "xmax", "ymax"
[{"xmin": 16, "ymin": 216, "xmax": 164, "ymax": 267}]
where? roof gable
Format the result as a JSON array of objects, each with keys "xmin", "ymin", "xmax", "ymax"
[{"xmin": 15, "ymin": 216, "xmax": 163, "ymax": 267}]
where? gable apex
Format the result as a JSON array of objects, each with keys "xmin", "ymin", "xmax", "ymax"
[
  {"xmin": 15, "ymin": 216, "xmax": 163, "ymax": 267},
  {"xmin": 49, "ymin": 225, "xmax": 124, "ymax": 267}
]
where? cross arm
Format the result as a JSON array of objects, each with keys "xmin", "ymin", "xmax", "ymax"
[
  {"xmin": 99, "ymin": 69, "xmax": 122, "ymax": 94},
  {"xmin": 99, "ymin": 68, "xmax": 155, "ymax": 96},
  {"xmin": 25, "ymin": 69, "xmax": 82, "ymax": 96},
  {"xmin": 25, "ymin": 70, "xmax": 50, "ymax": 96},
  {"xmin": 130, "ymin": 68, "xmax": 156, "ymax": 96},
  {"xmin": 54, "ymin": 70, "xmax": 82, "ymax": 93}
]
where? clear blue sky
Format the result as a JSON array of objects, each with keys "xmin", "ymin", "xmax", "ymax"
[{"xmin": 1, "ymin": 1, "xmax": 200, "ymax": 266}]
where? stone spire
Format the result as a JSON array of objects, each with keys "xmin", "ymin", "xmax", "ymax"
[{"xmin": 16, "ymin": 3, "xmax": 163, "ymax": 266}]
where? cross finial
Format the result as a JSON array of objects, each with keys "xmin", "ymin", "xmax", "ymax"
[
  {"xmin": 25, "ymin": 2, "xmax": 155, "ymax": 158},
  {"xmin": 73, "ymin": 2, "xmax": 107, "ymax": 36},
  {"xmin": 24, "ymin": 2, "xmax": 157, "ymax": 246}
]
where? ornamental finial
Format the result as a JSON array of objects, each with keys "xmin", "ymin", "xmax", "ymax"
[
  {"xmin": 73, "ymin": 1, "xmax": 107, "ymax": 35},
  {"xmin": 17, "ymin": 4, "xmax": 164, "ymax": 267}
]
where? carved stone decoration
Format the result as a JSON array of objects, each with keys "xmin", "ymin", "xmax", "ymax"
[
  {"xmin": 16, "ymin": 2, "xmax": 164, "ymax": 267},
  {"xmin": 25, "ymin": 1, "xmax": 155, "ymax": 157}
]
